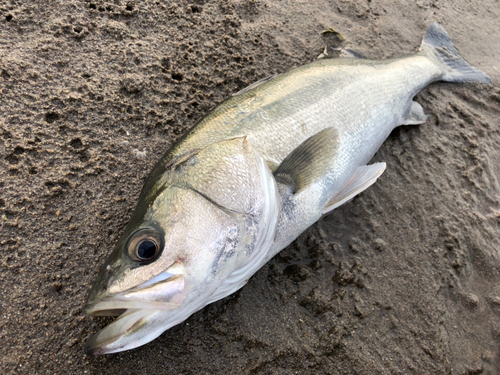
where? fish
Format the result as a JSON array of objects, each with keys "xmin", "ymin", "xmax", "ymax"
[{"xmin": 83, "ymin": 22, "xmax": 491, "ymax": 355}]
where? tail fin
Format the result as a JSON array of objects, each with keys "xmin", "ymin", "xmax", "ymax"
[{"xmin": 420, "ymin": 22, "xmax": 491, "ymax": 83}]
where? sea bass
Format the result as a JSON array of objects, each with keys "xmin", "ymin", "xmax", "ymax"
[{"xmin": 83, "ymin": 23, "xmax": 491, "ymax": 355}]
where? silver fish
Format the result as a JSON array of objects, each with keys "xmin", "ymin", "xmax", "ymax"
[{"xmin": 83, "ymin": 23, "xmax": 490, "ymax": 355}]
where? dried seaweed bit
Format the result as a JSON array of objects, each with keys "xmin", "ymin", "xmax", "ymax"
[
  {"xmin": 319, "ymin": 27, "xmax": 347, "ymax": 57},
  {"xmin": 321, "ymin": 27, "xmax": 346, "ymax": 41}
]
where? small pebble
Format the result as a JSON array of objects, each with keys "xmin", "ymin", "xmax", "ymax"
[
  {"xmin": 463, "ymin": 293, "xmax": 479, "ymax": 308},
  {"xmin": 132, "ymin": 149, "xmax": 147, "ymax": 160},
  {"xmin": 373, "ymin": 238, "xmax": 388, "ymax": 252}
]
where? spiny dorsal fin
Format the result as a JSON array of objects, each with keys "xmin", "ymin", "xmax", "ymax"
[
  {"xmin": 322, "ymin": 162, "xmax": 386, "ymax": 214},
  {"xmin": 340, "ymin": 48, "xmax": 364, "ymax": 59},
  {"xmin": 232, "ymin": 74, "xmax": 279, "ymax": 96},
  {"xmin": 274, "ymin": 127, "xmax": 339, "ymax": 193},
  {"xmin": 317, "ymin": 46, "xmax": 364, "ymax": 60}
]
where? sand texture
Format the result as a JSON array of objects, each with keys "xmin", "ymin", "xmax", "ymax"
[{"xmin": 1, "ymin": 0, "xmax": 500, "ymax": 373}]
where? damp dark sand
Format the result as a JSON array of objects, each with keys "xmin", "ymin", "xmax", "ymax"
[{"xmin": 1, "ymin": 1, "xmax": 500, "ymax": 373}]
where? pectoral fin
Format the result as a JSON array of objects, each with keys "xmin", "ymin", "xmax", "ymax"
[
  {"xmin": 322, "ymin": 162, "xmax": 386, "ymax": 215},
  {"xmin": 274, "ymin": 127, "xmax": 339, "ymax": 193}
]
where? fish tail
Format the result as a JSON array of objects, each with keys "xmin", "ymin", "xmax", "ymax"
[{"xmin": 420, "ymin": 22, "xmax": 491, "ymax": 83}]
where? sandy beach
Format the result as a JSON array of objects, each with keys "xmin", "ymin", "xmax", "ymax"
[{"xmin": 1, "ymin": 0, "xmax": 500, "ymax": 373}]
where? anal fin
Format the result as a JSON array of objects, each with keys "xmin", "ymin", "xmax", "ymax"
[
  {"xmin": 322, "ymin": 162, "xmax": 386, "ymax": 215},
  {"xmin": 403, "ymin": 101, "xmax": 429, "ymax": 125}
]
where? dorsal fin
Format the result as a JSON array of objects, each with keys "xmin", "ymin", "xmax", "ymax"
[
  {"xmin": 232, "ymin": 74, "xmax": 279, "ymax": 96},
  {"xmin": 340, "ymin": 48, "xmax": 364, "ymax": 59},
  {"xmin": 317, "ymin": 46, "xmax": 364, "ymax": 60}
]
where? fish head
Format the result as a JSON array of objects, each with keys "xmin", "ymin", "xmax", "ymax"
[{"xmin": 83, "ymin": 137, "xmax": 279, "ymax": 355}]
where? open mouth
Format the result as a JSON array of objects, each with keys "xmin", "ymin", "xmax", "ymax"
[
  {"xmin": 84, "ymin": 272, "xmax": 188, "ymax": 355},
  {"xmin": 84, "ymin": 273, "xmax": 186, "ymax": 316},
  {"xmin": 84, "ymin": 308, "xmax": 164, "ymax": 356}
]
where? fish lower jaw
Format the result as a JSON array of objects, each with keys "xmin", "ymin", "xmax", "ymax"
[
  {"xmin": 84, "ymin": 308, "xmax": 164, "ymax": 356},
  {"xmin": 84, "ymin": 299, "xmax": 206, "ymax": 355}
]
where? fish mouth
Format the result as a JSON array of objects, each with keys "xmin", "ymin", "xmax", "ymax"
[
  {"xmin": 84, "ymin": 273, "xmax": 186, "ymax": 316},
  {"xmin": 84, "ymin": 308, "xmax": 165, "ymax": 356},
  {"xmin": 84, "ymin": 273, "xmax": 187, "ymax": 355},
  {"xmin": 84, "ymin": 300, "xmax": 167, "ymax": 317}
]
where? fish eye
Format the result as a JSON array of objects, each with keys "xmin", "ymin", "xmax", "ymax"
[{"xmin": 126, "ymin": 227, "xmax": 164, "ymax": 262}]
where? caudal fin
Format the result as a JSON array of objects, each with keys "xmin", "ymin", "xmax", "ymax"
[{"xmin": 420, "ymin": 22, "xmax": 491, "ymax": 83}]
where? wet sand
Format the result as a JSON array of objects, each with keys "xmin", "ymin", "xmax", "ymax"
[{"xmin": 1, "ymin": 0, "xmax": 500, "ymax": 373}]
